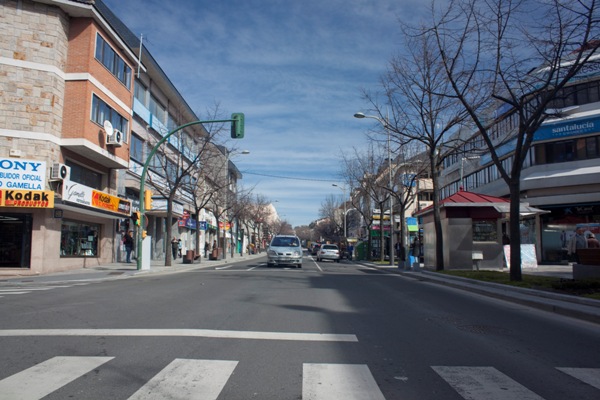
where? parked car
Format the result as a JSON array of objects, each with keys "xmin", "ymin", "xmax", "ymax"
[
  {"xmin": 267, "ymin": 235, "xmax": 303, "ymax": 268},
  {"xmin": 316, "ymin": 244, "xmax": 340, "ymax": 262}
]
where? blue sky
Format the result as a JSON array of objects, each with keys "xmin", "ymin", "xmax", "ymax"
[{"xmin": 102, "ymin": 0, "xmax": 431, "ymax": 227}]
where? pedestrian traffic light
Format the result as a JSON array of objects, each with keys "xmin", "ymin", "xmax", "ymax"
[
  {"xmin": 144, "ymin": 189, "xmax": 153, "ymax": 210},
  {"xmin": 231, "ymin": 113, "xmax": 244, "ymax": 139},
  {"xmin": 132, "ymin": 211, "xmax": 140, "ymax": 226}
]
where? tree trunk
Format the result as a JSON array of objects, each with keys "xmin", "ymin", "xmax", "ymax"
[{"xmin": 509, "ymin": 180, "xmax": 523, "ymax": 281}]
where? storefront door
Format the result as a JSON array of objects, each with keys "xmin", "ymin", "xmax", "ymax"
[{"xmin": 0, "ymin": 213, "xmax": 32, "ymax": 268}]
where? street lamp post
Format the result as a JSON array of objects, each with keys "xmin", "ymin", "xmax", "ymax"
[
  {"xmin": 332, "ymin": 184, "xmax": 347, "ymax": 238},
  {"xmin": 137, "ymin": 116, "xmax": 243, "ymax": 271},
  {"xmin": 354, "ymin": 111, "xmax": 395, "ymax": 266}
]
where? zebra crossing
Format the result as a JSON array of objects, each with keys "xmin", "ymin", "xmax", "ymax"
[{"xmin": 0, "ymin": 356, "xmax": 598, "ymax": 399}]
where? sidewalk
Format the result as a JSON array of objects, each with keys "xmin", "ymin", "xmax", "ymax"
[{"xmin": 0, "ymin": 252, "xmax": 266, "ymax": 284}]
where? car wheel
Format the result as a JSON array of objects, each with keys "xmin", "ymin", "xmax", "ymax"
[
  {"xmin": 298, "ymin": 264, "xmax": 302, "ymax": 268},
  {"xmin": 336, "ymin": 259, "xmax": 340, "ymax": 263}
]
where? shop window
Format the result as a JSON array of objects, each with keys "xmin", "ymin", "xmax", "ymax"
[
  {"xmin": 473, "ymin": 220, "xmax": 498, "ymax": 242},
  {"xmin": 60, "ymin": 221, "xmax": 100, "ymax": 257},
  {"xmin": 0, "ymin": 213, "xmax": 32, "ymax": 268}
]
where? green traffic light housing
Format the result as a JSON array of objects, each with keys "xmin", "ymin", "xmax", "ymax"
[{"xmin": 231, "ymin": 113, "xmax": 245, "ymax": 139}]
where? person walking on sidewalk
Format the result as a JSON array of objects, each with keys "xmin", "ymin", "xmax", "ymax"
[
  {"xmin": 123, "ymin": 231, "xmax": 134, "ymax": 263},
  {"xmin": 568, "ymin": 228, "xmax": 588, "ymax": 263},
  {"xmin": 171, "ymin": 237, "xmax": 179, "ymax": 259}
]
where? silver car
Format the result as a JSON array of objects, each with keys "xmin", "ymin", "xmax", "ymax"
[
  {"xmin": 316, "ymin": 244, "xmax": 340, "ymax": 262},
  {"xmin": 267, "ymin": 235, "xmax": 303, "ymax": 268}
]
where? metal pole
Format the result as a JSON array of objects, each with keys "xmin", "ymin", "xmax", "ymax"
[{"xmin": 386, "ymin": 112, "xmax": 395, "ymax": 267}]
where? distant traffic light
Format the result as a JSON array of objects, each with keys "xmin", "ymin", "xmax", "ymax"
[
  {"xmin": 144, "ymin": 189, "xmax": 153, "ymax": 210},
  {"xmin": 132, "ymin": 211, "xmax": 141, "ymax": 226},
  {"xmin": 231, "ymin": 113, "xmax": 245, "ymax": 139},
  {"xmin": 142, "ymin": 230, "xmax": 147, "ymax": 239}
]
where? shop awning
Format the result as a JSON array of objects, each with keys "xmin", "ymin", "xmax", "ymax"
[{"xmin": 492, "ymin": 204, "xmax": 550, "ymax": 216}]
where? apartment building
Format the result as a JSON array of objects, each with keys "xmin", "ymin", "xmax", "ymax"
[
  {"xmin": 0, "ymin": 0, "xmax": 241, "ymax": 275},
  {"xmin": 439, "ymin": 61, "xmax": 600, "ymax": 264}
]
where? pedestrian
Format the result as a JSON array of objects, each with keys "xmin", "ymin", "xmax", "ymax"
[
  {"xmin": 178, "ymin": 239, "xmax": 182, "ymax": 258},
  {"xmin": 123, "ymin": 230, "xmax": 134, "ymax": 263},
  {"xmin": 204, "ymin": 240, "xmax": 210, "ymax": 258},
  {"xmin": 567, "ymin": 228, "xmax": 588, "ymax": 263},
  {"xmin": 587, "ymin": 232, "xmax": 600, "ymax": 248},
  {"xmin": 347, "ymin": 244, "xmax": 354, "ymax": 261},
  {"xmin": 171, "ymin": 237, "xmax": 179, "ymax": 259}
]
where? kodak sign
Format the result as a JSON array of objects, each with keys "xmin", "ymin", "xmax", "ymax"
[{"xmin": 0, "ymin": 189, "xmax": 54, "ymax": 208}]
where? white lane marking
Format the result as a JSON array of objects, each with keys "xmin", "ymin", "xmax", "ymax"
[
  {"xmin": 432, "ymin": 366, "xmax": 544, "ymax": 400},
  {"xmin": 0, "ymin": 291, "xmax": 28, "ymax": 295},
  {"xmin": 215, "ymin": 265, "xmax": 234, "ymax": 270},
  {"xmin": 0, "ymin": 356, "xmax": 113, "ymax": 400},
  {"xmin": 0, "ymin": 288, "xmax": 54, "ymax": 291},
  {"xmin": 303, "ymin": 363, "xmax": 386, "ymax": 400},
  {"xmin": 128, "ymin": 359, "xmax": 237, "ymax": 400},
  {"xmin": 0, "ymin": 329, "xmax": 358, "ymax": 342},
  {"xmin": 557, "ymin": 367, "xmax": 600, "ymax": 389}
]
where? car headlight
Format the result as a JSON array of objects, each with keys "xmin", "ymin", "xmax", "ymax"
[
  {"xmin": 293, "ymin": 251, "xmax": 301, "ymax": 256},
  {"xmin": 267, "ymin": 250, "xmax": 277, "ymax": 256}
]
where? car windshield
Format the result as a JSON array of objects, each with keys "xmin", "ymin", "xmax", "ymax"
[{"xmin": 271, "ymin": 237, "xmax": 300, "ymax": 247}]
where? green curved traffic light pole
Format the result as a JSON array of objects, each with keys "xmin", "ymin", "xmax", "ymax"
[{"xmin": 136, "ymin": 114, "xmax": 244, "ymax": 270}]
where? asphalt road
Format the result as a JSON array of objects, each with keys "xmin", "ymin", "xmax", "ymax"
[{"xmin": 0, "ymin": 254, "xmax": 599, "ymax": 399}]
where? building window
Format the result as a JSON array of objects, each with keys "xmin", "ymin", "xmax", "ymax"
[
  {"xmin": 60, "ymin": 220, "xmax": 100, "ymax": 257},
  {"xmin": 91, "ymin": 94, "xmax": 129, "ymax": 143},
  {"xmin": 534, "ymin": 135, "xmax": 600, "ymax": 165},
  {"xmin": 134, "ymin": 81, "xmax": 147, "ymax": 105},
  {"xmin": 149, "ymin": 94, "xmax": 166, "ymax": 123},
  {"xmin": 130, "ymin": 133, "xmax": 144, "ymax": 163},
  {"xmin": 66, "ymin": 161, "xmax": 103, "ymax": 190},
  {"xmin": 95, "ymin": 33, "xmax": 132, "ymax": 89},
  {"xmin": 472, "ymin": 220, "xmax": 498, "ymax": 242}
]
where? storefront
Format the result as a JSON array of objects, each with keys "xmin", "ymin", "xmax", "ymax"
[{"xmin": 539, "ymin": 204, "xmax": 600, "ymax": 263}]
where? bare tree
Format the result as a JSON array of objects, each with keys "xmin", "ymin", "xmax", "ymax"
[
  {"xmin": 426, "ymin": 0, "xmax": 599, "ymax": 280},
  {"xmin": 340, "ymin": 144, "xmax": 392, "ymax": 261},
  {"xmin": 145, "ymin": 122, "xmax": 219, "ymax": 266},
  {"xmin": 318, "ymin": 195, "xmax": 340, "ymax": 242},
  {"xmin": 364, "ymin": 23, "xmax": 470, "ymax": 269}
]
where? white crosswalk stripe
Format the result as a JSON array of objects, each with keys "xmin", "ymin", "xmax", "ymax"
[
  {"xmin": 1, "ymin": 356, "xmax": 599, "ymax": 399},
  {"xmin": 128, "ymin": 359, "xmax": 238, "ymax": 400},
  {"xmin": 303, "ymin": 363, "xmax": 386, "ymax": 400},
  {"xmin": 0, "ymin": 284, "xmax": 90, "ymax": 298},
  {"xmin": 0, "ymin": 356, "xmax": 113, "ymax": 400},
  {"xmin": 557, "ymin": 367, "xmax": 600, "ymax": 390},
  {"xmin": 432, "ymin": 366, "xmax": 544, "ymax": 400}
]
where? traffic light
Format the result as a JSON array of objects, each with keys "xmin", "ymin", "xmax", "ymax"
[
  {"xmin": 144, "ymin": 189, "xmax": 153, "ymax": 210},
  {"xmin": 142, "ymin": 230, "xmax": 147, "ymax": 239},
  {"xmin": 132, "ymin": 211, "xmax": 141, "ymax": 226},
  {"xmin": 231, "ymin": 113, "xmax": 245, "ymax": 139}
]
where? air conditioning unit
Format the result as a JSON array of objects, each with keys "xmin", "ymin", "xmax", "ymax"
[
  {"xmin": 51, "ymin": 163, "xmax": 71, "ymax": 181},
  {"xmin": 106, "ymin": 129, "xmax": 123, "ymax": 147}
]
